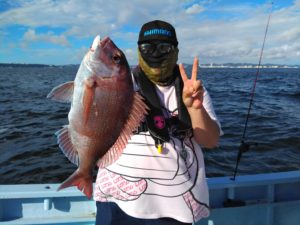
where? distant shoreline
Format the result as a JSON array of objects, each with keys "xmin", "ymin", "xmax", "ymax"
[
  {"xmin": 199, "ymin": 64, "xmax": 300, "ymax": 69},
  {"xmin": 0, "ymin": 63, "xmax": 76, "ymax": 68},
  {"xmin": 0, "ymin": 63, "xmax": 299, "ymax": 69}
]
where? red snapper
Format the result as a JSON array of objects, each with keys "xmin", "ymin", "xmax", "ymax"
[{"xmin": 47, "ymin": 36, "xmax": 148, "ymax": 198}]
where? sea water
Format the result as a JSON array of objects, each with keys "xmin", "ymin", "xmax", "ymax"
[{"xmin": 0, "ymin": 65, "xmax": 299, "ymax": 184}]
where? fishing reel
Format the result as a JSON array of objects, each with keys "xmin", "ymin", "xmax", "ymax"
[
  {"xmin": 231, "ymin": 140, "xmax": 258, "ymax": 180},
  {"xmin": 237, "ymin": 140, "xmax": 258, "ymax": 160}
]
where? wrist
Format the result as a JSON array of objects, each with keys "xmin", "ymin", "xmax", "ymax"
[
  {"xmin": 187, "ymin": 104, "xmax": 204, "ymax": 113},
  {"xmin": 187, "ymin": 106, "xmax": 205, "ymax": 124}
]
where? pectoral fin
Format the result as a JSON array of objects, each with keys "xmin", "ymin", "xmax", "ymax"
[
  {"xmin": 47, "ymin": 81, "xmax": 74, "ymax": 103},
  {"xmin": 82, "ymin": 78, "xmax": 95, "ymax": 124}
]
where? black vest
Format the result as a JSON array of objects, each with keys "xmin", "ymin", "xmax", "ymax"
[{"xmin": 132, "ymin": 65, "xmax": 192, "ymax": 144}]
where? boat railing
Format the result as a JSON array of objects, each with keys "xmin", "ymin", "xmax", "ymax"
[{"xmin": 1, "ymin": 171, "xmax": 300, "ymax": 225}]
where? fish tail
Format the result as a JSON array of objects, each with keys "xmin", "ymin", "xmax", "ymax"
[{"xmin": 57, "ymin": 169, "xmax": 93, "ymax": 199}]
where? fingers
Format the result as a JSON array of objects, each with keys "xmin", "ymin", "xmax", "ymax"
[
  {"xmin": 179, "ymin": 63, "xmax": 188, "ymax": 81},
  {"xmin": 192, "ymin": 80, "xmax": 203, "ymax": 97},
  {"xmin": 192, "ymin": 57, "xmax": 199, "ymax": 81},
  {"xmin": 194, "ymin": 80, "xmax": 202, "ymax": 92},
  {"xmin": 180, "ymin": 56, "xmax": 199, "ymax": 81}
]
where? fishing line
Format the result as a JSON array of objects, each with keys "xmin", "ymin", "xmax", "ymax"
[{"xmin": 232, "ymin": 2, "xmax": 273, "ymax": 181}]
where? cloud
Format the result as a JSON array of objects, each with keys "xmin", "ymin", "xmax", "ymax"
[
  {"xmin": 22, "ymin": 29, "xmax": 70, "ymax": 47},
  {"xmin": 185, "ymin": 4, "xmax": 205, "ymax": 14},
  {"xmin": 0, "ymin": 0, "xmax": 184, "ymax": 37},
  {"xmin": 1, "ymin": 0, "xmax": 300, "ymax": 65}
]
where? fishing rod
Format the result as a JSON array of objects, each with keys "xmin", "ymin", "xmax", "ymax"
[{"xmin": 231, "ymin": 2, "xmax": 273, "ymax": 181}]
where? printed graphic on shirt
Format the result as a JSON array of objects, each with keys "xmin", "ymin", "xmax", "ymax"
[
  {"xmin": 94, "ymin": 132, "xmax": 209, "ymax": 220},
  {"xmin": 95, "ymin": 168, "xmax": 147, "ymax": 201}
]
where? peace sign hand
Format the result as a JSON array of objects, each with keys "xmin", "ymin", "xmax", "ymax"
[{"xmin": 179, "ymin": 57, "xmax": 204, "ymax": 110}]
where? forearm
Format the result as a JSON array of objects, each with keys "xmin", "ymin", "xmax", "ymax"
[{"xmin": 188, "ymin": 107, "xmax": 220, "ymax": 149}]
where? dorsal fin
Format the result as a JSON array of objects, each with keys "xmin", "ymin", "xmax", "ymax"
[
  {"xmin": 97, "ymin": 93, "xmax": 149, "ymax": 168},
  {"xmin": 47, "ymin": 81, "xmax": 74, "ymax": 103}
]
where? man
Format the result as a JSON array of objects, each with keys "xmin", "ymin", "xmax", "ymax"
[{"xmin": 94, "ymin": 20, "xmax": 222, "ymax": 225}]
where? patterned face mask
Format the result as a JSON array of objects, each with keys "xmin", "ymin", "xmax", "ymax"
[{"xmin": 138, "ymin": 47, "xmax": 179, "ymax": 86}]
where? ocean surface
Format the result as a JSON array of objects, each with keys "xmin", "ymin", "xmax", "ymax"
[{"xmin": 0, "ymin": 65, "xmax": 299, "ymax": 184}]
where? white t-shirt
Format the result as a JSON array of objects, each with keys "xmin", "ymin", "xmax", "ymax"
[{"xmin": 94, "ymin": 80, "xmax": 222, "ymax": 223}]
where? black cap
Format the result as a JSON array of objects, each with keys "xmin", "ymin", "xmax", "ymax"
[{"xmin": 138, "ymin": 20, "xmax": 178, "ymax": 45}]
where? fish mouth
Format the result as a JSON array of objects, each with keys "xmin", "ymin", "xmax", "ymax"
[{"xmin": 100, "ymin": 36, "xmax": 110, "ymax": 48}]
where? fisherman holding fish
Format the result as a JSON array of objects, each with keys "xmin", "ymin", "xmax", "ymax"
[
  {"xmin": 49, "ymin": 19, "xmax": 222, "ymax": 225},
  {"xmin": 93, "ymin": 20, "xmax": 223, "ymax": 225}
]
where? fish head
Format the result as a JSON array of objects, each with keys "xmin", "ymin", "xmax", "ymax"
[{"xmin": 86, "ymin": 35, "xmax": 130, "ymax": 80}]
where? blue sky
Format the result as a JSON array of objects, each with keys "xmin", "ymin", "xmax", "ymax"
[{"xmin": 1, "ymin": 0, "xmax": 299, "ymax": 65}]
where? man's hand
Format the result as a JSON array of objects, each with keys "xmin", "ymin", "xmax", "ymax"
[
  {"xmin": 179, "ymin": 57, "xmax": 220, "ymax": 148},
  {"xmin": 179, "ymin": 57, "xmax": 204, "ymax": 110}
]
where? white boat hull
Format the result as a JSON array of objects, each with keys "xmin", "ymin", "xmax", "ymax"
[{"xmin": 1, "ymin": 171, "xmax": 300, "ymax": 225}]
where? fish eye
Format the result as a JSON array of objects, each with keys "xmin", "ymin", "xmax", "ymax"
[{"xmin": 112, "ymin": 53, "xmax": 121, "ymax": 64}]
